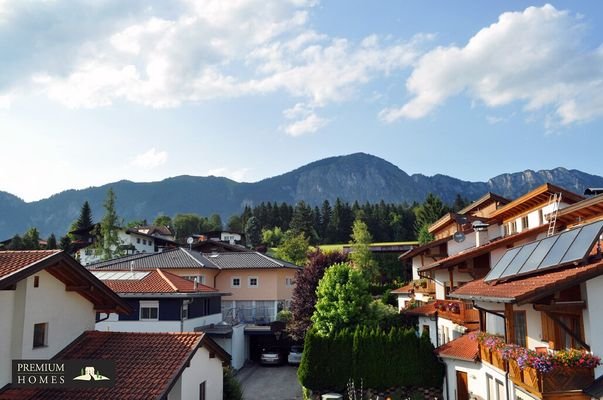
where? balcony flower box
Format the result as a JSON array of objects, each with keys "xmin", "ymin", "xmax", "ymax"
[{"xmin": 491, "ymin": 350, "xmax": 505, "ymax": 370}]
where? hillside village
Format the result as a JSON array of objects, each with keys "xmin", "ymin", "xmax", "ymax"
[{"xmin": 1, "ymin": 183, "xmax": 603, "ymax": 400}]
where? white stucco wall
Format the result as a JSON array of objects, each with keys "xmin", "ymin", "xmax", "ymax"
[
  {"xmin": 448, "ymin": 231, "xmax": 476, "ymax": 256},
  {"xmin": 96, "ymin": 312, "xmax": 222, "ymax": 333},
  {"xmin": 0, "ymin": 290, "xmax": 15, "ymax": 387},
  {"xmin": 438, "ymin": 317, "xmax": 468, "ymax": 345},
  {"xmin": 418, "ymin": 316, "xmax": 437, "ymax": 347},
  {"xmin": 178, "ymin": 345, "xmax": 224, "ymax": 400},
  {"xmin": 18, "ymin": 271, "xmax": 96, "ymax": 360},
  {"xmin": 0, "ymin": 271, "xmax": 96, "ymax": 387},
  {"xmin": 586, "ymin": 275, "xmax": 603, "ymax": 378},
  {"xmin": 442, "ymin": 359, "xmax": 483, "ymax": 400}
]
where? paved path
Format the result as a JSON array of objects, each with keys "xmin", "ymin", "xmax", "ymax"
[{"xmin": 237, "ymin": 364, "xmax": 303, "ymax": 400}]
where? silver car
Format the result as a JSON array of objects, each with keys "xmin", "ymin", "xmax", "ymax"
[
  {"xmin": 260, "ymin": 347, "xmax": 283, "ymax": 365},
  {"xmin": 287, "ymin": 345, "xmax": 303, "ymax": 365}
]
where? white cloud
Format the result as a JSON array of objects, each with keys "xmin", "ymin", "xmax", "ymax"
[
  {"xmin": 206, "ymin": 167, "xmax": 251, "ymax": 182},
  {"xmin": 281, "ymin": 102, "xmax": 329, "ymax": 136},
  {"xmin": 0, "ymin": 0, "xmax": 424, "ymax": 135},
  {"xmin": 381, "ymin": 4, "xmax": 603, "ymax": 126},
  {"xmin": 130, "ymin": 148, "xmax": 168, "ymax": 169}
]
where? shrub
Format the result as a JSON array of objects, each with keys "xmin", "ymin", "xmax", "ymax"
[{"xmin": 222, "ymin": 367, "xmax": 243, "ymax": 400}]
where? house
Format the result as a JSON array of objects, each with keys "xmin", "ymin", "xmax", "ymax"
[
  {"xmin": 448, "ymin": 218, "xmax": 603, "ymax": 400},
  {"xmin": 88, "ymin": 248, "xmax": 301, "ymax": 365},
  {"xmin": 399, "ymin": 187, "xmax": 603, "ymax": 400},
  {"xmin": 92, "ymin": 268, "xmax": 225, "ymax": 333},
  {"xmin": 0, "ymin": 250, "xmax": 128, "ymax": 388},
  {"xmin": 88, "ymin": 248, "xmax": 301, "ymax": 323},
  {"xmin": 71, "ymin": 224, "xmax": 177, "ymax": 266},
  {"xmin": 0, "ymin": 250, "xmax": 230, "ymax": 400},
  {"xmin": 196, "ymin": 231, "xmax": 245, "ymax": 246},
  {"xmin": 399, "ymin": 184, "xmax": 585, "ymax": 348},
  {"xmin": 0, "ymin": 330, "xmax": 230, "ymax": 400},
  {"xmin": 90, "ymin": 268, "xmax": 246, "ymax": 370}
]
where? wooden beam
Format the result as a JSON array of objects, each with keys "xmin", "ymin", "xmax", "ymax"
[
  {"xmin": 533, "ymin": 302, "xmax": 585, "ymax": 314},
  {"xmin": 505, "ymin": 303, "xmax": 515, "ymax": 344}
]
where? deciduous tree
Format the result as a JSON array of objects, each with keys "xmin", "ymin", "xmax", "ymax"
[
  {"xmin": 349, "ymin": 219, "xmax": 379, "ymax": 281},
  {"xmin": 275, "ymin": 231, "xmax": 309, "ymax": 266}
]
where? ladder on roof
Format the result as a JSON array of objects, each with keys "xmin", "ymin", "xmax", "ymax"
[{"xmin": 547, "ymin": 193, "xmax": 562, "ymax": 236}]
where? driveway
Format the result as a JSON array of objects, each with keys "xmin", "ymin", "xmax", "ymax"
[{"xmin": 237, "ymin": 364, "xmax": 303, "ymax": 400}]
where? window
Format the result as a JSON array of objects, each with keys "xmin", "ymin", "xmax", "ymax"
[
  {"xmin": 422, "ymin": 324, "xmax": 430, "ymax": 337},
  {"xmin": 139, "ymin": 301, "xmax": 159, "ymax": 320},
  {"xmin": 514, "ymin": 311, "xmax": 528, "ymax": 347},
  {"xmin": 285, "ymin": 277, "xmax": 294, "ymax": 287},
  {"xmin": 199, "ymin": 381, "xmax": 206, "ymax": 400},
  {"xmin": 538, "ymin": 209, "xmax": 544, "ymax": 225},
  {"xmin": 142, "ymin": 239, "xmax": 147, "ymax": 245},
  {"xmin": 136, "ymin": 238, "xmax": 140, "ymax": 244},
  {"xmin": 231, "ymin": 277, "xmax": 241, "ymax": 288},
  {"xmin": 486, "ymin": 374, "xmax": 505, "ymax": 400},
  {"xmin": 33, "ymin": 323, "xmax": 48, "ymax": 348},
  {"xmin": 248, "ymin": 277, "xmax": 258, "ymax": 287},
  {"xmin": 33, "ymin": 276, "xmax": 39, "ymax": 288},
  {"xmin": 509, "ymin": 221, "xmax": 518, "ymax": 235},
  {"xmin": 181, "ymin": 303, "xmax": 189, "ymax": 320},
  {"xmin": 521, "ymin": 216, "xmax": 529, "ymax": 231}
]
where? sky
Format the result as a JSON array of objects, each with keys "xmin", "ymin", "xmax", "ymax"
[{"xmin": 1, "ymin": 1, "xmax": 603, "ymax": 202}]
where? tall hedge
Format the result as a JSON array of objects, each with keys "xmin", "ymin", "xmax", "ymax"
[{"xmin": 298, "ymin": 326, "xmax": 444, "ymax": 391}]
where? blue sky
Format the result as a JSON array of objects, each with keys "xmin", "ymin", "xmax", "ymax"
[{"xmin": 1, "ymin": 1, "xmax": 602, "ymax": 202}]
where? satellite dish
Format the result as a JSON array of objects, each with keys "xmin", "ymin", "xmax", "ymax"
[
  {"xmin": 453, "ymin": 231, "xmax": 466, "ymax": 243},
  {"xmin": 186, "ymin": 237, "xmax": 194, "ymax": 245}
]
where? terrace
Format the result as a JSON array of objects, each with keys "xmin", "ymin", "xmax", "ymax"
[{"xmin": 433, "ymin": 299, "xmax": 479, "ymax": 328}]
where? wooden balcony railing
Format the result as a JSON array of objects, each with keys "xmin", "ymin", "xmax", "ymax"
[
  {"xmin": 479, "ymin": 343, "xmax": 595, "ymax": 399},
  {"xmin": 434, "ymin": 300, "xmax": 479, "ymax": 327}
]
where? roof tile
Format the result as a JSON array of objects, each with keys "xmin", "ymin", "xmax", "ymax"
[
  {"xmin": 0, "ymin": 250, "xmax": 60, "ymax": 280},
  {"xmin": 0, "ymin": 331, "xmax": 204, "ymax": 400},
  {"xmin": 435, "ymin": 334, "xmax": 479, "ymax": 362},
  {"xmin": 98, "ymin": 269, "xmax": 217, "ymax": 293}
]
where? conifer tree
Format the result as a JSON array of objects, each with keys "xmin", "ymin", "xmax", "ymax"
[
  {"xmin": 98, "ymin": 188, "xmax": 122, "ymax": 260},
  {"xmin": 46, "ymin": 233, "xmax": 57, "ymax": 249},
  {"xmin": 76, "ymin": 201, "xmax": 94, "ymax": 230}
]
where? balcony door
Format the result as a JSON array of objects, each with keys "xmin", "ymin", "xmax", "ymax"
[{"xmin": 456, "ymin": 370, "xmax": 469, "ymax": 400}]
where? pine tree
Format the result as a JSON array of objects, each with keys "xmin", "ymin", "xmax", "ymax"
[
  {"xmin": 22, "ymin": 228, "xmax": 41, "ymax": 250},
  {"xmin": 76, "ymin": 201, "xmax": 94, "ymax": 230},
  {"xmin": 349, "ymin": 219, "xmax": 379, "ymax": 282},
  {"xmin": 46, "ymin": 234, "xmax": 57, "ymax": 249},
  {"xmin": 319, "ymin": 200, "xmax": 332, "ymax": 243},
  {"xmin": 244, "ymin": 216, "xmax": 261, "ymax": 248},
  {"xmin": 289, "ymin": 201, "xmax": 317, "ymax": 242},
  {"xmin": 59, "ymin": 235, "xmax": 72, "ymax": 251},
  {"xmin": 7, "ymin": 234, "xmax": 24, "ymax": 250},
  {"xmin": 153, "ymin": 215, "xmax": 172, "ymax": 227},
  {"xmin": 98, "ymin": 188, "xmax": 122, "ymax": 260}
]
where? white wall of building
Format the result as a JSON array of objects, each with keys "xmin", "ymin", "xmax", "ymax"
[
  {"xmin": 448, "ymin": 231, "xmax": 477, "ymax": 256},
  {"xmin": 179, "ymin": 345, "xmax": 224, "ymax": 400},
  {"xmin": 0, "ymin": 271, "xmax": 96, "ymax": 387},
  {"xmin": 438, "ymin": 317, "xmax": 468, "ymax": 346},
  {"xmin": 418, "ymin": 316, "xmax": 437, "ymax": 347},
  {"xmin": 586, "ymin": 275, "xmax": 603, "ymax": 378},
  {"xmin": 96, "ymin": 312, "xmax": 222, "ymax": 333},
  {"xmin": 214, "ymin": 324, "xmax": 246, "ymax": 370},
  {"xmin": 0, "ymin": 290, "xmax": 15, "ymax": 387},
  {"xmin": 442, "ymin": 359, "xmax": 484, "ymax": 400}
]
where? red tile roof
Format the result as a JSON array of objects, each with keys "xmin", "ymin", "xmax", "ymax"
[
  {"xmin": 99, "ymin": 269, "xmax": 218, "ymax": 294},
  {"xmin": 0, "ymin": 331, "xmax": 229, "ymax": 400},
  {"xmin": 391, "ymin": 283, "xmax": 415, "ymax": 294},
  {"xmin": 403, "ymin": 302, "xmax": 437, "ymax": 317},
  {"xmin": 0, "ymin": 250, "xmax": 60, "ymax": 280},
  {"xmin": 435, "ymin": 334, "xmax": 479, "ymax": 362},
  {"xmin": 450, "ymin": 259, "xmax": 603, "ymax": 304},
  {"xmin": 419, "ymin": 225, "xmax": 548, "ymax": 272}
]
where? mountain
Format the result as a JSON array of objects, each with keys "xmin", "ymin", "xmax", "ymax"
[{"xmin": 2, "ymin": 153, "xmax": 602, "ymax": 238}]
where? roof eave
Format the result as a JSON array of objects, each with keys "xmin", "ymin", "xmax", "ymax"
[{"xmin": 448, "ymin": 293, "xmax": 515, "ymax": 303}]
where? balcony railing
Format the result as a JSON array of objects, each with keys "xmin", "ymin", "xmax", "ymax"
[
  {"xmin": 479, "ymin": 343, "xmax": 595, "ymax": 398},
  {"xmin": 434, "ymin": 300, "xmax": 479, "ymax": 327}
]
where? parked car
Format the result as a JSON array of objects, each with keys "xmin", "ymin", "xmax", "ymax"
[
  {"xmin": 260, "ymin": 347, "xmax": 283, "ymax": 365},
  {"xmin": 287, "ymin": 345, "xmax": 303, "ymax": 365}
]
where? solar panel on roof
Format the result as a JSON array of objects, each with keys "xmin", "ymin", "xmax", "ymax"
[
  {"xmin": 485, "ymin": 219, "xmax": 603, "ymax": 283},
  {"xmin": 92, "ymin": 271, "xmax": 150, "ymax": 280}
]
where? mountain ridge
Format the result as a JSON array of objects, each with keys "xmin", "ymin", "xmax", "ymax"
[{"xmin": 2, "ymin": 153, "xmax": 602, "ymax": 238}]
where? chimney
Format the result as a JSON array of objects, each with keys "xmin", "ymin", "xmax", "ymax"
[
  {"xmin": 472, "ymin": 221, "xmax": 489, "ymax": 247},
  {"xmin": 194, "ymin": 277, "xmax": 199, "ymax": 290}
]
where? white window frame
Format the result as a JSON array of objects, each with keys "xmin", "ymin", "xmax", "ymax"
[
  {"xmin": 181, "ymin": 303, "xmax": 189, "ymax": 320},
  {"xmin": 285, "ymin": 277, "xmax": 294, "ymax": 287},
  {"xmin": 231, "ymin": 277, "xmax": 241, "ymax": 288},
  {"xmin": 248, "ymin": 276, "xmax": 259, "ymax": 288},
  {"xmin": 139, "ymin": 300, "xmax": 159, "ymax": 321}
]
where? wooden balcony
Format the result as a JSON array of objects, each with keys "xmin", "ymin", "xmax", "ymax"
[
  {"xmin": 434, "ymin": 300, "xmax": 479, "ymax": 328},
  {"xmin": 479, "ymin": 343, "xmax": 594, "ymax": 400}
]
